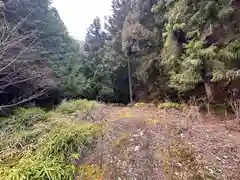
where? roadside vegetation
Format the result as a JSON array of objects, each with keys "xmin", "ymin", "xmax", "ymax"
[{"xmin": 0, "ymin": 100, "xmax": 102, "ymax": 180}]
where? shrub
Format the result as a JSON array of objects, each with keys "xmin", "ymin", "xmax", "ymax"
[
  {"xmin": 0, "ymin": 122, "xmax": 101, "ymax": 180},
  {"xmin": 38, "ymin": 121, "xmax": 101, "ymax": 159},
  {"xmin": 0, "ymin": 108, "xmax": 47, "ymax": 130},
  {"xmin": 0, "ymin": 108, "xmax": 48, "ymax": 163},
  {"xmin": 55, "ymin": 99, "xmax": 97, "ymax": 114},
  {"xmin": 158, "ymin": 102, "xmax": 187, "ymax": 110},
  {"xmin": 0, "ymin": 100, "xmax": 102, "ymax": 180},
  {"xmin": 134, "ymin": 102, "xmax": 156, "ymax": 108},
  {"xmin": 0, "ymin": 156, "xmax": 76, "ymax": 180},
  {"xmin": 0, "ymin": 124, "xmax": 51, "ymax": 164},
  {"xmin": 134, "ymin": 102, "xmax": 147, "ymax": 108}
]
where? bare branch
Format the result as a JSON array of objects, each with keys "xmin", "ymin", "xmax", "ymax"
[
  {"xmin": 0, "ymin": 88, "xmax": 51, "ymax": 109},
  {"xmin": 0, "ymin": 33, "xmax": 40, "ymax": 72},
  {"xmin": 0, "ymin": 9, "xmax": 34, "ymax": 45},
  {"xmin": 0, "ymin": 75, "xmax": 42, "ymax": 89}
]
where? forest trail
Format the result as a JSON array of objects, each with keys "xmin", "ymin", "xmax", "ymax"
[{"xmin": 79, "ymin": 105, "xmax": 240, "ymax": 180}]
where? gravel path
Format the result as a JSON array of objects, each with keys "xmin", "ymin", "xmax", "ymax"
[{"xmin": 79, "ymin": 105, "xmax": 240, "ymax": 180}]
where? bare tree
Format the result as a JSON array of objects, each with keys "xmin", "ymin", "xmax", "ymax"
[{"xmin": 0, "ymin": 3, "xmax": 56, "ymax": 111}]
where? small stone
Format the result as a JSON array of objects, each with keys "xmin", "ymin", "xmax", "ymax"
[
  {"xmin": 176, "ymin": 162, "xmax": 182, "ymax": 167},
  {"xmin": 71, "ymin": 113, "xmax": 77, "ymax": 117},
  {"xmin": 206, "ymin": 166, "xmax": 214, "ymax": 174},
  {"xmin": 132, "ymin": 134, "xmax": 139, "ymax": 137},
  {"xmin": 134, "ymin": 145, "xmax": 140, "ymax": 152},
  {"xmin": 223, "ymin": 155, "xmax": 227, "ymax": 159}
]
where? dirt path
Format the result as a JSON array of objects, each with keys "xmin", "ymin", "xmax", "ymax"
[{"xmin": 79, "ymin": 105, "xmax": 240, "ymax": 180}]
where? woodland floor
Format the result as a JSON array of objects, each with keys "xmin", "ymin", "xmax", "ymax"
[{"xmin": 78, "ymin": 104, "xmax": 240, "ymax": 180}]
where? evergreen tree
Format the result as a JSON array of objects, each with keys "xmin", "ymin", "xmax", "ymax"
[
  {"xmin": 81, "ymin": 17, "xmax": 115, "ymax": 101},
  {"xmin": 160, "ymin": 0, "xmax": 240, "ymax": 101}
]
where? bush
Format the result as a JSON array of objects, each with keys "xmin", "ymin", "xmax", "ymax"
[
  {"xmin": 158, "ymin": 102, "xmax": 187, "ymax": 110},
  {"xmin": 0, "ymin": 108, "xmax": 47, "ymax": 130},
  {"xmin": 0, "ymin": 124, "xmax": 51, "ymax": 164},
  {"xmin": 0, "ymin": 108, "xmax": 48, "ymax": 164},
  {"xmin": 134, "ymin": 102, "xmax": 147, "ymax": 108},
  {"xmin": 0, "ymin": 100, "xmax": 102, "ymax": 180},
  {"xmin": 38, "ymin": 120, "xmax": 101, "ymax": 159},
  {"xmin": 55, "ymin": 99, "xmax": 97, "ymax": 114},
  {"xmin": 134, "ymin": 102, "xmax": 156, "ymax": 108},
  {"xmin": 0, "ymin": 156, "xmax": 75, "ymax": 180},
  {"xmin": 2, "ymin": 108, "xmax": 46, "ymax": 128},
  {"xmin": 0, "ymin": 121, "xmax": 101, "ymax": 180},
  {"xmin": 13, "ymin": 108, "xmax": 47, "ymax": 127}
]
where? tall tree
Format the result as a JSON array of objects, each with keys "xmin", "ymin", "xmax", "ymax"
[
  {"xmin": 81, "ymin": 17, "xmax": 115, "ymax": 101},
  {"xmin": 0, "ymin": 0, "xmax": 74, "ymax": 110}
]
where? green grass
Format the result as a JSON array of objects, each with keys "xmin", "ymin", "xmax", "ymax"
[{"xmin": 0, "ymin": 99, "xmax": 102, "ymax": 180}]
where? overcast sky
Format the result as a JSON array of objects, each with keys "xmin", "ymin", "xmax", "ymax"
[{"xmin": 52, "ymin": 0, "xmax": 112, "ymax": 40}]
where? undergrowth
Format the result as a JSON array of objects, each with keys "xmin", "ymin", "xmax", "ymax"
[
  {"xmin": 55, "ymin": 99, "xmax": 97, "ymax": 114},
  {"xmin": 77, "ymin": 164, "xmax": 104, "ymax": 180},
  {"xmin": 0, "ymin": 99, "xmax": 101, "ymax": 180},
  {"xmin": 158, "ymin": 102, "xmax": 187, "ymax": 110},
  {"xmin": 163, "ymin": 141, "xmax": 217, "ymax": 180}
]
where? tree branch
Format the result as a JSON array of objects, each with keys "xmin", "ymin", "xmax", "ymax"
[{"xmin": 0, "ymin": 33, "xmax": 40, "ymax": 72}]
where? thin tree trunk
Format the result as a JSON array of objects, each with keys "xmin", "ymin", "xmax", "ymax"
[
  {"xmin": 204, "ymin": 81, "xmax": 213, "ymax": 114},
  {"xmin": 204, "ymin": 81, "xmax": 213, "ymax": 102},
  {"xmin": 127, "ymin": 57, "xmax": 133, "ymax": 103},
  {"xmin": 201, "ymin": 58, "xmax": 213, "ymax": 111}
]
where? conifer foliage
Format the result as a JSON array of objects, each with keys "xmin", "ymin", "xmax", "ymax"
[{"xmin": 1, "ymin": 0, "xmax": 240, "ymax": 107}]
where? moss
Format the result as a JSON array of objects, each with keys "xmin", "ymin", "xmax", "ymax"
[
  {"xmin": 144, "ymin": 118, "xmax": 159, "ymax": 126},
  {"xmin": 77, "ymin": 164, "xmax": 104, "ymax": 180}
]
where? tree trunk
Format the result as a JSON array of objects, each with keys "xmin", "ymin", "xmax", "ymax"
[
  {"xmin": 204, "ymin": 81, "xmax": 213, "ymax": 102},
  {"xmin": 201, "ymin": 58, "xmax": 213, "ymax": 103},
  {"xmin": 204, "ymin": 80, "xmax": 213, "ymax": 114},
  {"xmin": 127, "ymin": 57, "xmax": 133, "ymax": 103}
]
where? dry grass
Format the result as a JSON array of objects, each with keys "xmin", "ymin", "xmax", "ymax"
[
  {"xmin": 80, "ymin": 103, "xmax": 240, "ymax": 180},
  {"xmin": 162, "ymin": 140, "xmax": 217, "ymax": 180}
]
